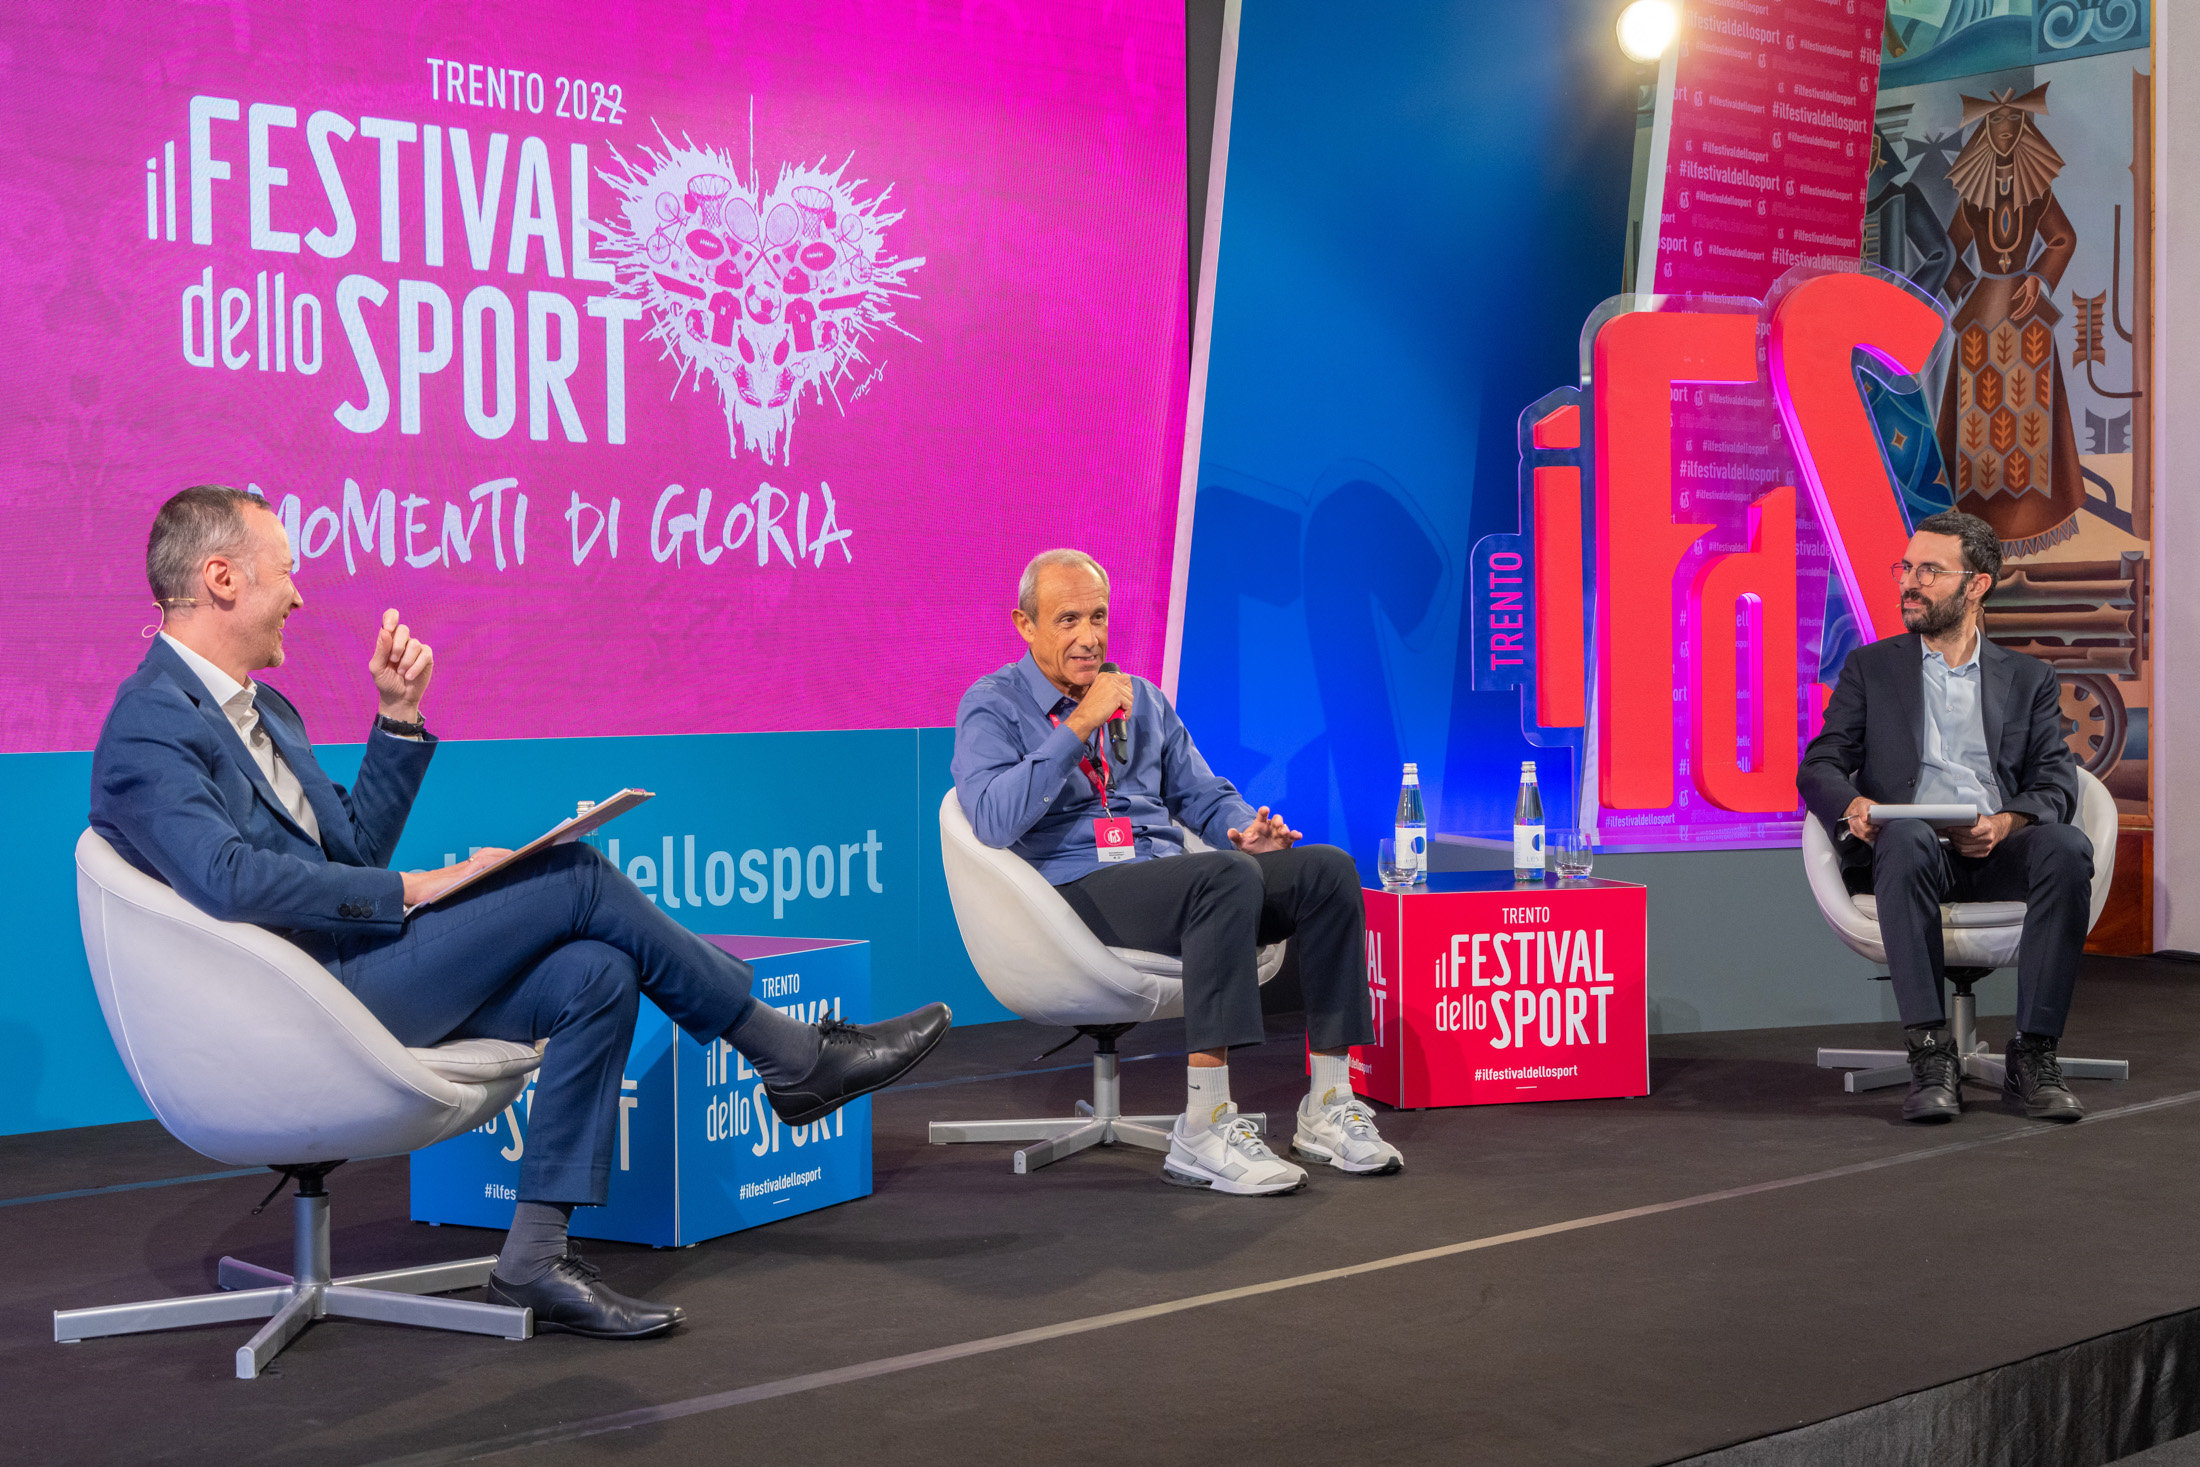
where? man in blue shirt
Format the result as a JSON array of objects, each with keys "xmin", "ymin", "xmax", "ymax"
[
  {"xmin": 1799, "ymin": 511, "xmax": 2091, "ymax": 1123},
  {"xmin": 953, "ymin": 550, "xmax": 1401, "ymax": 1195}
]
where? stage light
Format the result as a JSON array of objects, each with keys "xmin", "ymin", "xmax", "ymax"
[{"xmin": 1615, "ymin": 0, "xmax": 1679, "ymax": 63}]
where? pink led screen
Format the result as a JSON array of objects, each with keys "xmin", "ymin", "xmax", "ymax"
[{"xmin": 0, "ymin": 2, "xmax": 1188, "ymax": 751}]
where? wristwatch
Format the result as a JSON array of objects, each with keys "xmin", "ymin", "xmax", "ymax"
[{"xmin": 376, "ymin": 713, "xmax": 429, "ymax": 738}]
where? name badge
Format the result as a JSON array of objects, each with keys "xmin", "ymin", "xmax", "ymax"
[{"xmin": 1094, "ymin": 817, "xmax": 1135, "ymax": 863}]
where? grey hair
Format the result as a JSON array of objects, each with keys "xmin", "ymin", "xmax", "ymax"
[
  {"xmin": 147, "ymin": 485, "xmax": 274, "ymax": 606},
  {"xmin": 1017, "ymin": 548, "xmax": 1110, "ymax": 618},
  {"xmin": 1914, "ymin": 509, "xmax": 2003, "ymax": 587}
]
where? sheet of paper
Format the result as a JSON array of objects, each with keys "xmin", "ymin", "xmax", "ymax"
[{"xmin": 407, "ymin": 788, "xmax": 654, "ymax": 912}]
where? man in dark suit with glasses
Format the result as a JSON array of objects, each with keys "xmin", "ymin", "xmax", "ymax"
[{"xmin": 1799, "ymin": 511, "xmax": 2092, "ymax": 1124}]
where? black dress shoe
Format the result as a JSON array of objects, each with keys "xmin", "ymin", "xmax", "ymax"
[
  {"xmin": 486, "ymin": 1253, "xmax": 684, "ymax": 1339},
  {"xmin": 2003, "ymin": 1033, "xmax": 2085, "ymax": 1122},
  {"xmin": 1901, "ymin": 1025, "xmax": 1962, "ymax": 1123},
  {"xmin": 765, "ymin": 1003, "xmax": 952, "ymax": 1125}
]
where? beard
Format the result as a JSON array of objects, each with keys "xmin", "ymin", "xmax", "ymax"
[{"xmin": 1901, "ymin": 581, "xmax": 1971, "ymax": 637}]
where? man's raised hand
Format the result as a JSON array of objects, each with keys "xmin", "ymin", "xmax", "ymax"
[
  {"xmin": 369, "ymin": 608, "xmax": 433, "ymax": 721},
  {"xmin": 1066, "ymin": 669, "xmax": 1134, "ymax": 739},
  {"xmin": 1227, "ymin": 807, "xmax": 1302, "ymax": 854}
]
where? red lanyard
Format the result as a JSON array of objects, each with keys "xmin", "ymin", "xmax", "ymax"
[{"xmin": 1048, "ymin": 713, "xmax": 1112, "ymax": 815}]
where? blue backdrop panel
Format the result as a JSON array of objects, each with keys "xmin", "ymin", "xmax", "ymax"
[
  {"xmin": 1180, "ymin": 0, "xmax": 1637, "ymax": 867},
  {"xmin": 0, "ymin": 752, "xmax": 144, "ymax": 1134},
  {"xmin": 0, "ymin": 729, "xmax": 998, "ymax": 1138}
]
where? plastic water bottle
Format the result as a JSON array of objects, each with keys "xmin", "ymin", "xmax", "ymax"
[
  {"xmin": 1514, "ymin": 762, "xmax": 1545, "ymax": 880},
  {"xmin": 575, "ymin": 800, "xmax": 600, "ymax": 856},
  {"xmin": 1394, "ymin": 763, "xmax": 1427, "ymax": 886}
]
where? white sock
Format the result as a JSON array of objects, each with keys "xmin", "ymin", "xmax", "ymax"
[
  {"xmin": 1185, "ymin": 1064, "xmax": 1232, "ymax": 1131},
  {"xmin": 1309, "ymin": 1051, "xmax": 1353, "ymax": 1110}
]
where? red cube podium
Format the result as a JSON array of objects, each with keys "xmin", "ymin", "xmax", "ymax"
[{"xmin": 1353, "ymin": 872, "xmax": 1648, "ymax": 1108}]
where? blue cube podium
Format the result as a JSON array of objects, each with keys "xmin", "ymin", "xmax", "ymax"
[{"xmin": 409, "ymin": 935, "xmax": 873, "ymax": 1246}]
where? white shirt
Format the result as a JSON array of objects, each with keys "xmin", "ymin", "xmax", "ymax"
[
  {"xmin": 1916, "ymin": 634, "xmax": 2001, "ymax": 817},
  {"xmin": 161, "ymin": 633, "xmax": 323, "ymax": 844}
]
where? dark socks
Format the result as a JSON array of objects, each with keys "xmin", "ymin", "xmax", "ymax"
[
  {"xmin": 725, "ymin": 996, "xmax": 824, "ymax": 1085},
  {"xmin": 494, "ymin": 1003, "xmax": 824, "ymax": 1286},
  {"xmin": 495, "ymin": 1200, "xmax": 574, "ymax": 1285}
]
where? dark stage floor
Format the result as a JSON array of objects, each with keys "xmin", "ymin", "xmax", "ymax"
[{"xmin": 5, "ymin": 955, "xmax": 2199, "ymax": 1466}]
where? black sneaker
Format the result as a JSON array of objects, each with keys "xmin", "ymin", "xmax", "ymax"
[
  {"xmin": 2004, "ymin": 1033, "xmax": 2084, "ymax": 1122},
  {"xmin": 1901, "ymin": 1025, "xmax": 1961, "ymax": 1123}
]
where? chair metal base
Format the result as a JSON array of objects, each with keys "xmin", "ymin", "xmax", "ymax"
[
  {"xmin": 53, "ymin": 1176, "xmax": 531, "ymax": 1378},
  {"xmin": 1817, "ymin": 984, "xmax": 2131, "ymax": 1094},
  {"xmin": 930, "ymin": 1028, "xmax": 1263, "ymax": 1174}
]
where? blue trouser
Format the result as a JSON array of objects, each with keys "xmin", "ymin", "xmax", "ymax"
[{"xmin": 334, "ymin": 843, "xmax": 755, "ymax": 1205}]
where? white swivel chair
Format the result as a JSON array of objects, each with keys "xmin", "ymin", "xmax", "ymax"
[
  {"xmin": 55, "ymin": 830, "xmax": 546, "ymax": 1379},
  {"xmin": 1806, "ymin": 768, "xmax": 2129, "ymax": 1093},
  {"xmin": 929, "ymin": 791, "xmax": 1287, "ymax": 1173}
]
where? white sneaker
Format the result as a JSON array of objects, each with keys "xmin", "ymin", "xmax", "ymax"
[
  {"xmin": 1294, "ymin": 1094, "xmax": 1404, "ymax": 1175},
  {"xmin": 1162, "ymin": 1105, "xmax": 1307, "ymax": 1196}
]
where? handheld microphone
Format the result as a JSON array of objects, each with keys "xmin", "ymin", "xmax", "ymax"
[{"xmin": 1098, "ymin": 661, "xmax": 1130, "ymax": 772}]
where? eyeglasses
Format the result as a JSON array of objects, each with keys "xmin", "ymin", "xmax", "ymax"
[{"xmin": 1888, "ymin": 561, "xmax": 1977, "ymax": 588}]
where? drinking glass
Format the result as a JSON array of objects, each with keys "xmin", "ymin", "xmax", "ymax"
[
  {"xmin": 1377, "ymin": 838, "xmax": 1410, "ymax": 889},
  {"xmin": 1552, "ymin": 830, "xmax": 1594, "ymax": 880}
]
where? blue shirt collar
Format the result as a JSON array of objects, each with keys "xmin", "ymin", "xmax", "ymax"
[
  {"xmin": 1921, "ymin": 632, "xmax": 1984, "ymax": 675},
  {"xmin": 1015, "ymin": 651, "xmax": 1080, "ymax": 717}
]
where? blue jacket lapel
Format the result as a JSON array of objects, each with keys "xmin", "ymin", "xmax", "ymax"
[
  {"xmin": 145, "ymin": 639, "xmax": 320, "ymax": 846},
  {"xmin": 253, "ymin": 692, "xmax": 356, "ymax": 861}
]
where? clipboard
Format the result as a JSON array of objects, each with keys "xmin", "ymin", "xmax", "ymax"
[{"xmin": 407, "ymin": 788, "xmax": 654, "ymax": 912}]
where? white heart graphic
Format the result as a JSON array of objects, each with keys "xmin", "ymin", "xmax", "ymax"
[{"xmin": 602, "ymin": 134, "xmax": 923, "ymax": 464}]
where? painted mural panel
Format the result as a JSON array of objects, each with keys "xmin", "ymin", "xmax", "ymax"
[{"xmin": 1875, "ymin": 3, "xmax": 2151, "ymax": 825}]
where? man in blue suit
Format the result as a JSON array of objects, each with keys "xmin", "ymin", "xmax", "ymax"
[{"xmin": 92, "ymin": 486, "xmax": 950, "ymax": 1337}]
